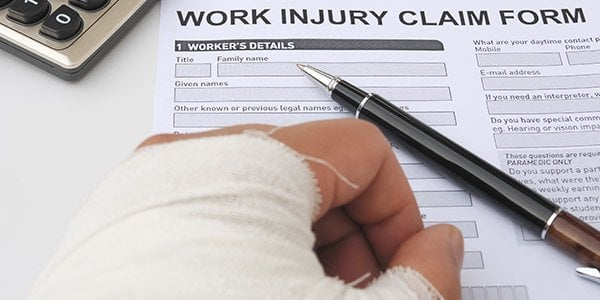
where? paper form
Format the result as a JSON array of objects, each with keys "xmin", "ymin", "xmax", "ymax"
[{"xmin": 153, "ymin": 0, "xmax": 600, "ymax": 298}]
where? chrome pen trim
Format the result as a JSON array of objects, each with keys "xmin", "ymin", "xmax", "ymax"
[
  {"xmin": 541, "ymin": 208, "xmax": 562, "ymax": 240},
  {"xmin": 355, "ymin": 93, "xmax": 373, "ymax": 119}
]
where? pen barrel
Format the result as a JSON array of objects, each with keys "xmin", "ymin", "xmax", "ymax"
[
  {"xmin": 332, "ymin": 81, "xmax": 560, "ymax": 234},
  {"xmin": 546, "ymin": 211, "xmax": 600, "ymax": 268}
]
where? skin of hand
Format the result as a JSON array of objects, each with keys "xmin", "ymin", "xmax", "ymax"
[{"xmin": 138, "ymin": 118, "xmax": 464, "ymax": 299}]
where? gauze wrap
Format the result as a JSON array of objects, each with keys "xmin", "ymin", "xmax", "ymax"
[{"xmin": 30, "ymin": 134, "xmax": 442, "ymax": 299}]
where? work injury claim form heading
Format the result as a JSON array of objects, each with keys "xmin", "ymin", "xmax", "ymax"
[{"xmin": 153, "ymin": 1, "xmax": 600, "ymax": 298}]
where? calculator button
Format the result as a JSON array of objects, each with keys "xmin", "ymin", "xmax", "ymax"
[
  {"xmin": 40, "ymin": 5, "xmax": 82, "ymax": 40},
  {"xmin": 7, "ymin": 0, "xmax": 50, "ymax": 24},
  {"xmin": 0, "ymin": 0, "xmax": 14, "ymax": 8},
  {"xmin": 68, "ymin": 0, "xmax": 109, "ymax": 11}
]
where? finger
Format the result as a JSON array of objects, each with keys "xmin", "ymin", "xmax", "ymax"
[
  {"xmin": 312, "ymin": 208, "xmax": 379, "ymax": 287},
  {"xmin": 346, "ymin": 146, "xmax": 423, "ymax": 269},
  {"xmin": 390, "ymin": 224, "xmax": 464, "ymax": 300},
  {"xmin": 269, "ymin": 119, "xmax": 389, "ymax": 217},
  {"xmin": 269, "ymin": 119, "xmax": 423, "ymax": 276},
  {"xmin": 270, "ymin": 119, "xmax": 422, "ymax": 266}
]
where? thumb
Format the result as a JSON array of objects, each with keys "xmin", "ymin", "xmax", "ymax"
[{"xmin": 389, "ymin": 224, "xmax": 464, "ymax": 300}]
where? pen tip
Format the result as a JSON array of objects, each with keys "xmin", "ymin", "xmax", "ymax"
[
  {"xmin": 576, "ymin": 267, "xmax": 600, "ymax": 284},
  {"xmin": 295, "ymin": 64, "xmax": 335, "ymax": 91}
]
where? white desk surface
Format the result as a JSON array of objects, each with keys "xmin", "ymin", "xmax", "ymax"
[{"xmin": 0, "ymin": 4, "xmax": 160, "ymax": 299}]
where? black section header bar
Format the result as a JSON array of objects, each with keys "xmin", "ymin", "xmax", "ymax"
[{"xmin": 175, "ymin": 39, "xmax": 444, "ymax": 52}]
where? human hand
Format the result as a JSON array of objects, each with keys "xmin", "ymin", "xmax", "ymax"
[{"xmin": 140, "ymin": 118, "xmax": 464, "ymax": 299}]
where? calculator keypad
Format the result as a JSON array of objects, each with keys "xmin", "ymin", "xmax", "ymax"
[
  {"xmin": 0, "ymin": 0, "xmax": 117, "ymax": 48},
  {"xmin": 0, "ymin": 0, "xmax": 152, "ymax": 79}
]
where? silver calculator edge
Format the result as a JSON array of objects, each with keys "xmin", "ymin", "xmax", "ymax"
[{"xmin": 0, "ymin": 0, "xmax": 157, "ymax": 80}]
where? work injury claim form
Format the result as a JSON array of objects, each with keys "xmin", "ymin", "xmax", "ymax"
[{"xmin": 153, "ymin": 0, "xmax": 600, "ymax": 298}]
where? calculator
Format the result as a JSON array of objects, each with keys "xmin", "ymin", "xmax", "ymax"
[{"xmin": 0, "ymin": 0, "xmax": 155, "ymax": 80}]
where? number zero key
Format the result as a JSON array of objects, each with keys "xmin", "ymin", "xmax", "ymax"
[{"xmin": 40, "ymin": 5, "xmax": 83, "ymax": 41}]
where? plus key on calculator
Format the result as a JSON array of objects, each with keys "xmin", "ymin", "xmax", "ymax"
[{"xmin": 0, "ymin": 0, "xmax": 155, "ymax": 80}]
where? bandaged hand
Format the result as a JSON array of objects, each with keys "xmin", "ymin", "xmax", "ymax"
[{"xmin": 30, "ymin": 119, "xmax": 463, "ymax": 299}]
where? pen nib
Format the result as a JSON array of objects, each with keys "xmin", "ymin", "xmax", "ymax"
[
  {"xmin": 296, "ymin": 64, "xmax": 337, "ymax": 91},
  {"xmin": 576, "ymin": 267, "xmax": 600, "ymax": 284}
]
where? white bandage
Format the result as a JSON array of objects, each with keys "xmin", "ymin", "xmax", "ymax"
[{"xmin": 29, "ymin": 134, "xmax": 441, "ymax": 299}]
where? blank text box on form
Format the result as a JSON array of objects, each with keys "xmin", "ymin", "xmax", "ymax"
[
  {"xmin": 487, "ymin": 99, "xmax": 600, "ymax": 114},
  {"xmin": 217, "ymin": 62, "xmax": 447, "ymax": 77},
  {"xmin": 174, "ymin": 112, "xmax": 336, "ymax": 128},
  {"xmin": 486, "ymin": 287, "xmax": 503, "ymax": 300},
  {"xmin": 494, "ymin": 131, "xmax": 600, "ymax": 148},
  {"xmin": 402, "ymin": 163, "xmax": 443, "ymax": 180},
  {"xmin": 369, "ymin": 86, "xmax": 452, "ymax": 101},
  {"xmin": 415, "ymin": 190, "xmax": 472, "ymax": 207},
  {"xmin": 410, "ymin": 111, "xmax": 456, "ymax": 126},
  {"xmin": 174, "ymin": 111, "xmax": 457, "ymax": 128},
  {"xmin": 521, "ymin": 225, "xmax": 542, "ymax": 241},
  {"xmin": 425, "ymin": 221, "xmax": 479, "ymax": 238},
  {"xmin": 462, "ymin": 286, "xmax": 529, "ymax": 300},
  {"xmin": 491, "ymin": 286, "xmax": 529, "ymax": 300},
  {"xmin": 175, "ymin": 86, "xmax": 452, "ymax": 102},
  {"xmin": 567, "ymin": 50, "xmax": 600, "ymax": 65},
  {"xmin": 471, "ymin": 287, "xmax": 485, "ymax": 300},
  {"xmin": 175, "ymin": 87, "xmax": 325, "ymax": 102},
  {"xmin": 477, "ymin": 52, "xmax": 562, "ymax": 67},
  {"xmin": 463, "ymin": 251, "xmax": 485, "ymax": 269},
  {"xmin": 482, "ymin": 73, "xmax": 600, "ymax": 91},
  {"xmin": 175, "ymin": 63, "xmax": 211, "ymax": 78}
]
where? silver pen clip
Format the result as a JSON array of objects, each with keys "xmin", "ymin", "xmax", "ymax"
[{"xmin": 576, "ymin": 267, "xmax": 600, "ymax": 285}]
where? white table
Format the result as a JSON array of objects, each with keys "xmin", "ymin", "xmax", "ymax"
[{"xmin": 0, "ymin": 4, "xmax": 160, "ymax": 299}]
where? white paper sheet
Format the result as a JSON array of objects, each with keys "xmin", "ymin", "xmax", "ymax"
[{"xmin": 153, "ymin": 1, "xmax": 600, "ymax": 298}]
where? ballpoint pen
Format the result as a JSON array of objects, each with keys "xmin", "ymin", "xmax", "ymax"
[{"xmin": 297, "ymin": 63, "xmax": 600, "ymax": 284}]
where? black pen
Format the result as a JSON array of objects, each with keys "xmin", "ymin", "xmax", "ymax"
[{"xmin": 297, "ymin": 64, "xmax": 600, "ymax": 283}]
